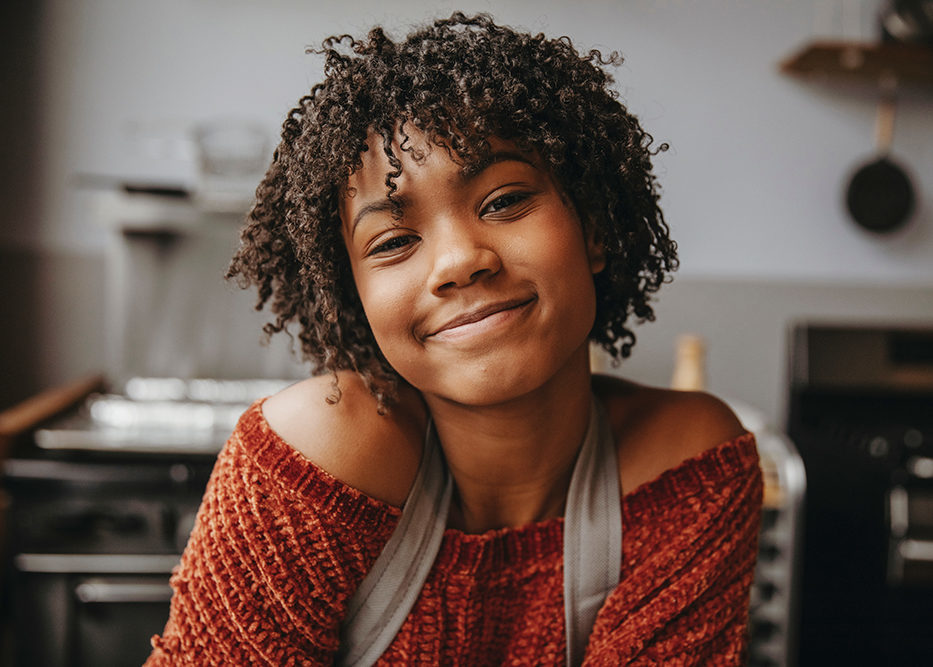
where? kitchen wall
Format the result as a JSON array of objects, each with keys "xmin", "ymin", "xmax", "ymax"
[{"xmin": 2, "ymin": 0, "xmax": 931, "ymax": 425}]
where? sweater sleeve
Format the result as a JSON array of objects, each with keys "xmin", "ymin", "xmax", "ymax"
[
  {"xmin": 145, "ymin": 401, "xmax": 401, "ymax": 667},
  {"xmin": 584, "ymin": 433, "xmax": 763, "ymax": 666}
]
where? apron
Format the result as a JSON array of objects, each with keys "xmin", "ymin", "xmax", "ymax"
[{"xmin": 338, "ymin": 394, "xmax": 621, "ymax": 666}]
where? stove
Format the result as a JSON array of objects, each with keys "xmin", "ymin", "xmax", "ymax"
[
  {"xmin": 787, "ymin": 323, "xmax": 933, "ymax": 666},
  {"xmin": 1, "ymin": 377, "xmax": 290, "ymax": 667}
]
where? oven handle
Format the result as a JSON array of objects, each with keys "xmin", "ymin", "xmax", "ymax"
[
  {"xmin": 14, "ymin": 553, "xmax": 180, "ymax": 574},
  {"xmin": 74, "ymin": 578, "xmax": 174, "ymax": 604},
  {"xmin": 897, "ymin": 539, "xmax": 933, "ymax": 563}
]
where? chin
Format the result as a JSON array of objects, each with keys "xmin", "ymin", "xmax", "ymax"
[
  {"xmin": 416, "ymin": 353, "xmax": 583, "ymax": 408},
  {"xmin": 385, "ymin": 328, "xmax": 595, "ymax": 408}
]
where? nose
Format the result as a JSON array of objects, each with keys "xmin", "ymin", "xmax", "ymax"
[{"xmin": 428, "ymin": 222, "xmax": 502, "ymax": 295}]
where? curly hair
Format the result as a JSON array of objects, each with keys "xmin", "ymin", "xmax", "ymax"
[{"xmin": 227, "ymin": 11, "xmax": 678, "ymax": 408}]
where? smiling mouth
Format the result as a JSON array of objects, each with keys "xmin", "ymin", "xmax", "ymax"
[{"xmin": 426, "ymin": 297, "xmax": 536, "ymax": 340}]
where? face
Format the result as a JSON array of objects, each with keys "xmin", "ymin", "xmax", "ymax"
[{"xmin": 340, "ymin": 128, "xmax": 605, "ymax": 407}]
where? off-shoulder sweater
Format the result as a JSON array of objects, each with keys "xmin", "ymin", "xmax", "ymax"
[{"xmin": 147, "ymin": 400, "xmax": 763, "ymax": 666}]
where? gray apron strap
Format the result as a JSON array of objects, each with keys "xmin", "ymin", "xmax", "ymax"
[
  {"xmin": 337, "ymin": 417, "xmax": 452, "ymax": 666},
  {"xmin": 337, "ymin": 394, "xmax": 621, "ymax": 667},
  {"xmin": 563, "ymin": 397, "xmax": 622, "ymax": 666}
]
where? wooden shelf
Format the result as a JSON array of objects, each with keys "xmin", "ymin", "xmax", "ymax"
[{"xmin": 780, "ymin": 40, "xmax": 933, "ymax": 87}]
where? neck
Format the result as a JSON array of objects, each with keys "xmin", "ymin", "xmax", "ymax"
[{"xmin": 424, "ymin": 345, "xmax": 593, "ymax": 533}]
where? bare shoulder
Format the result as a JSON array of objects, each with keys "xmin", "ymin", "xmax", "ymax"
[
  {"xmin": 592, "ymin": 374, "xmax": 748, "ymax": 493},
  {"xmin": 261, "ymin": 372, "xmax": 427, "ymax": 507}
]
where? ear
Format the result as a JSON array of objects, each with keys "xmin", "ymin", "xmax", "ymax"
[{"xmin": 585, "ymin": 225, "xmax": 606, "ymax": 275}]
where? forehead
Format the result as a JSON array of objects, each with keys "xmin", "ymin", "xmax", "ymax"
[{"xmin": 344, "ymin": 127, "xmax": 535, "ymax": 197}]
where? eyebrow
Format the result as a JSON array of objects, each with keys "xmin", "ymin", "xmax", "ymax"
[
  {"xmin": 348, "ymin": 150, "xmax": 538, "ymax": 237},
  {"xmin": 349, "ymin": 199, "xmax": 402, "ymax": 238},
  {"xmin": 462, "ymin": 150, "xmax": 537, "ymax": 178}
]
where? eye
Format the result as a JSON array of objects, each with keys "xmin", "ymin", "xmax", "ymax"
[
  {"xmin": 367, "ymin": 233, "xmax": 418, "ymax": 257},
  {"xmin": 481, "ymin": 192, "xmax": 530, "ymax": 216}
]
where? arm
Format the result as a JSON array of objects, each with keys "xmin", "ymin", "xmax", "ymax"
[{"xmin": 586, "ymin": 431, "xmax": 763, "ymax": 666}]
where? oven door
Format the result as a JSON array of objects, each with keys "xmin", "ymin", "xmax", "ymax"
[{"xmin": 13, "ymin": 554, "xmax": 177, "ymax": 667}]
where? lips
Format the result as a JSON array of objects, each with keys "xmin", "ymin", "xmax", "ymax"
[{"xmin": 425, "ymin": 296, "xmax": 536, "ymax": 339}]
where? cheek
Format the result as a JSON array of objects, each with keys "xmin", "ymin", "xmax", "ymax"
[
  {"xmin": 353, "ymin": 271, "xmax": 418, "ymax": 351},
  {"xmin": 549, "ymin": 230, "xmax": 600, "ymax": 323},
  {"xmin": 533, "ymin": 224, "xmax": 594, "ymax": 283}
]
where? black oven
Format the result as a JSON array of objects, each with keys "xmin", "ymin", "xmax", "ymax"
[
  {"xmin": 2, "ymin": 454, "xmax": 213, "ymax": 666},
  {"xmin": 788, "ymin": 323, "xmax": 933, "ymax": 666},
  {"xmin": 0, "ymin": 378, "xmax": 289, "ymax": 666}
]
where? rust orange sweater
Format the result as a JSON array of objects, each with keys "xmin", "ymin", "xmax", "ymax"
[{"xmin": 147, "ymin": 400, "xmax": 762, "ymax": 666}]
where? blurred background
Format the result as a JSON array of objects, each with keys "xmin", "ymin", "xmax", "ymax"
[
  {"xmin": 0, "ymin": 1, "xmax": 931, "ymax": 665},
  {"xmin": 1, "ymin": 0, "xmax": 931, "ymax": 421}
]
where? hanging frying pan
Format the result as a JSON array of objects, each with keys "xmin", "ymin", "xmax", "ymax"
[{"xmin": 845, "ymin": 86, "xmax": 916, "ymax": 233}]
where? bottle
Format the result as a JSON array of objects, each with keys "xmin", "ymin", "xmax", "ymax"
[{"xmin": 671, "ymin": 334, "xmax": 706, "ymax": 391}]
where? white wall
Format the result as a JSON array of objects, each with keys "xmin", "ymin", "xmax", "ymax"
[{"xmin": 20, "ymin": 0, "xmax": 933, "ymax": 283}]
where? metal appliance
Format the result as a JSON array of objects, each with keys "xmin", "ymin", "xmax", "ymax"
[
  {"xmin": 729, "ymin": 400, "xmax": 806, "ymax": 667},
  {"xmin": 787, "ymin": 323, "xmax": 933, "ymax": 666},
  {"xmin": 2, "ymin": 455, "xmax": 211, "ymax": 666},
  {"xmin": 1, "ymin": 188, "xmax": 303, "ymax": 665},
  {"xmin": 0, "ymin": 378, "xmax": 290, "ymax": 666}
]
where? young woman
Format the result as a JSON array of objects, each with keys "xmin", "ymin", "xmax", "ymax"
[{"xmin": 147, "ymin": 13, "xmax": 762, "ymax": 666}]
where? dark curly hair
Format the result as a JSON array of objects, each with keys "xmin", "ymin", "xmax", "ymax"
[{"xmin": 227, "ymin": 11, "xmax": 678, "ymax": 408}]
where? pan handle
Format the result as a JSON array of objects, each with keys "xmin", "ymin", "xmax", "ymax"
[{"xmin": 874, "ymin": 73, "xmax": 898, "ymax": 152}]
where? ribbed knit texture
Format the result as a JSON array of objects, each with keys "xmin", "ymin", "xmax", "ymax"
[{"xmin": 146, "ymin": 400, "xmax": 762, "ymax": 666}]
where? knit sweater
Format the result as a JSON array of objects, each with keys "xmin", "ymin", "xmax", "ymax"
[{"xmin": 147, "ymin": 399, "xmax": 763, "ymax": 666}]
